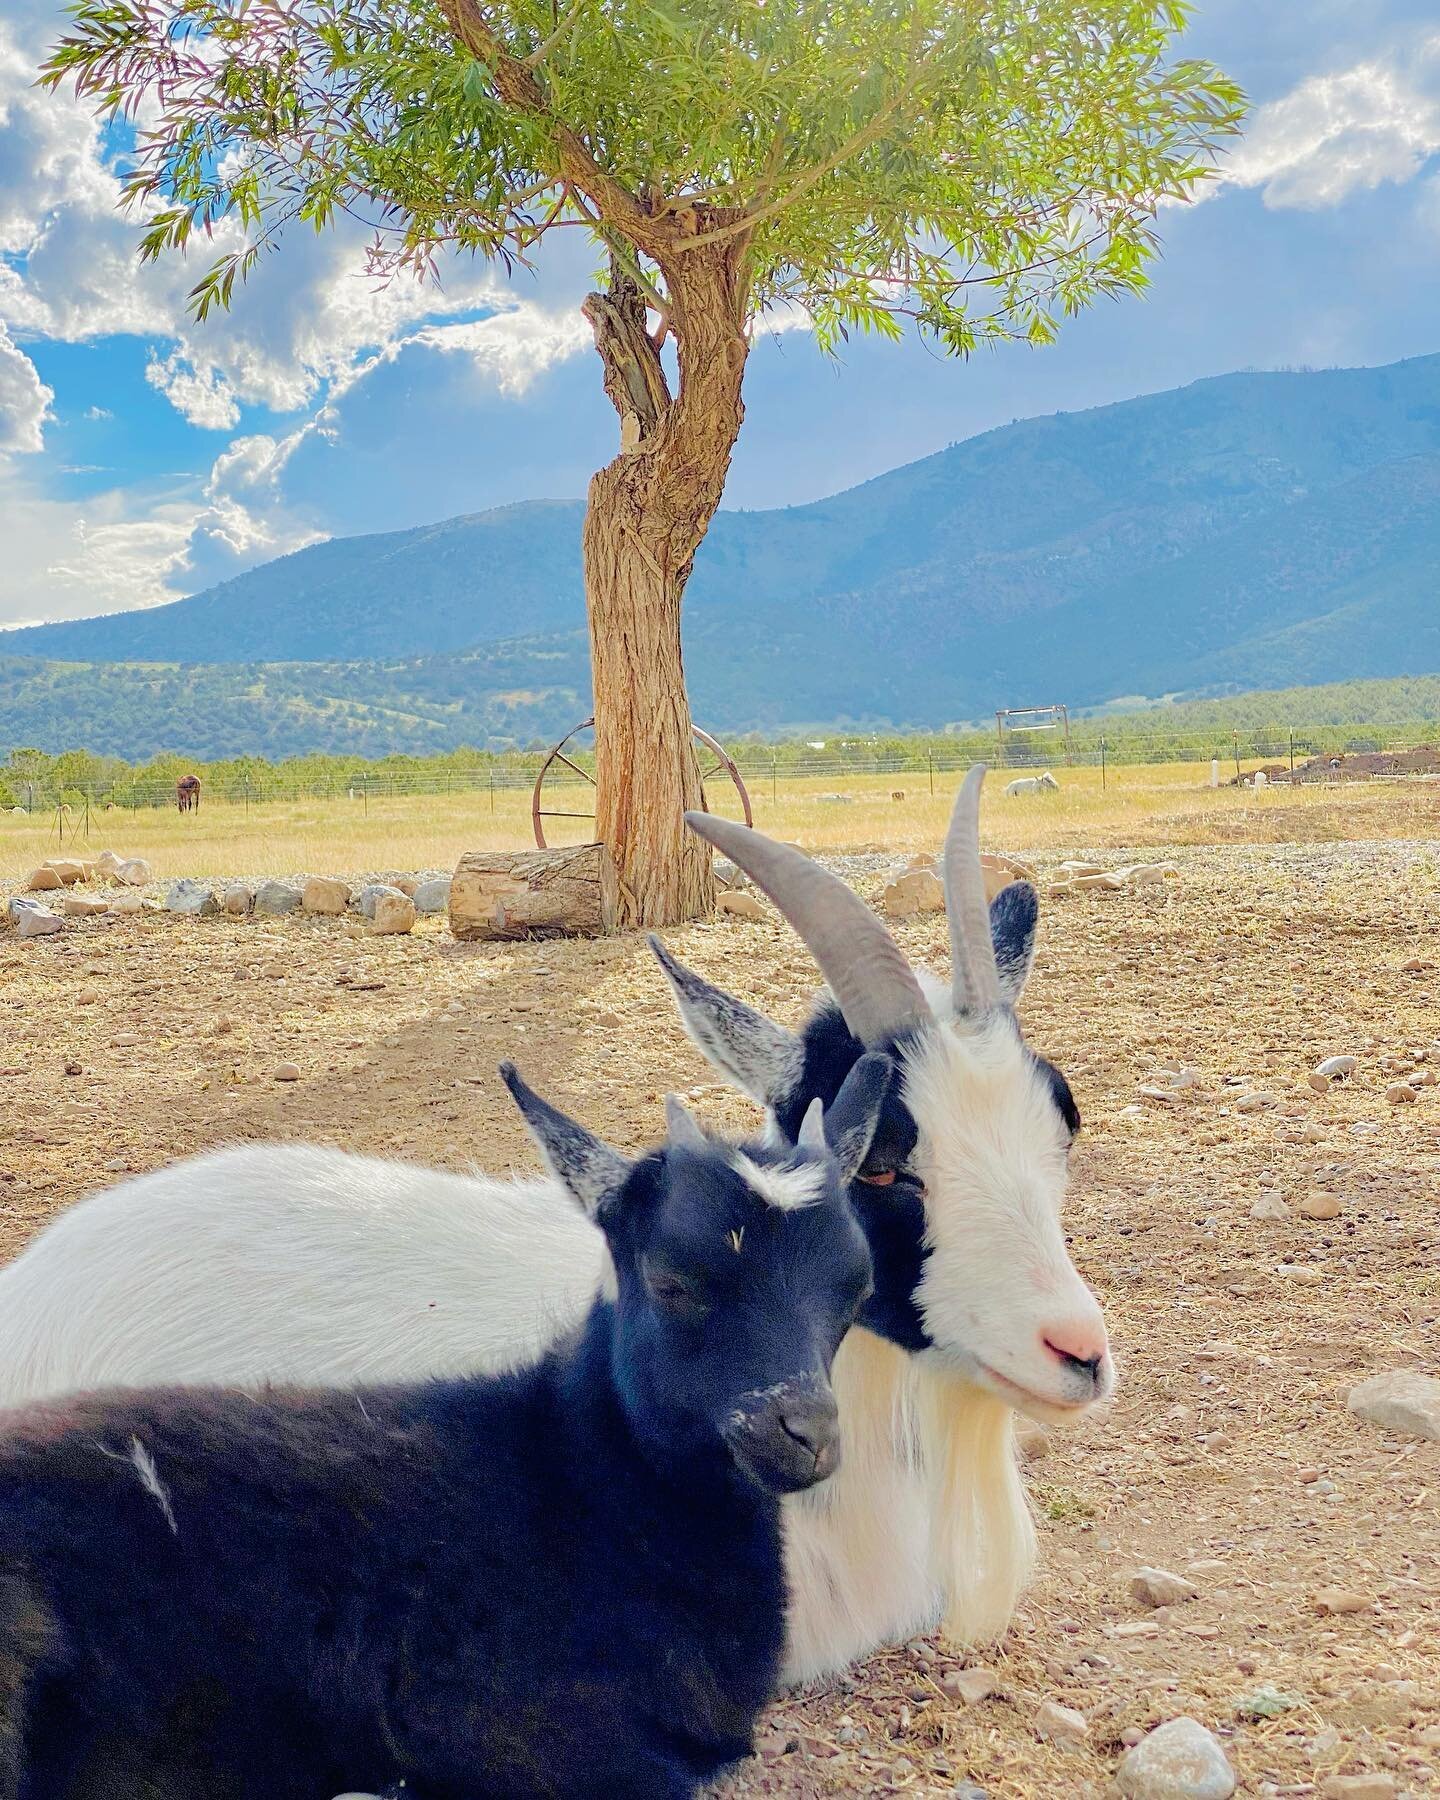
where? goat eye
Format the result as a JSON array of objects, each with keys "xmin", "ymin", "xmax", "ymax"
[
  {"xmin": 645, "ymin": 1267, "xmax": 709, "ymax": 1315},
  {"xmin": 857, "ymin": 1169, "xmax": 896, "ymax": 1187}
]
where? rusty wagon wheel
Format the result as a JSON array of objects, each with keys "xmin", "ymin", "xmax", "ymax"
[{"xmin": 531, "ymin": 717, "xmax": 753, "ymax": 849}]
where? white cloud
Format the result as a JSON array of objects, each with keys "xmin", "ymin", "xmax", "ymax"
[
  {"xmin": 145, "ymin": 351, "xmax": 241, "ymax": 431},
  {"xmin": 0, "ymin": 319, "xmax": 52, "ymax": 452},
  {"xmin": 1227, "ymin": 34, "xmax": 1440, "ymax": 209}
]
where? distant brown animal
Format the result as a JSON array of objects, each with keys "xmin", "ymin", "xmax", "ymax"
[{"xmin": 176, "ymin": 775, "xmax": 201, "ymax": 814}]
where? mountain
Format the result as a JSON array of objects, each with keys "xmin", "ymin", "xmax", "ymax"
[{"xmin": 5, "ymin": 353, "xmax": 1440, "ymax": 754}]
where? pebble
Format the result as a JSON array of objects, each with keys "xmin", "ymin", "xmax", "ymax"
[
  {"xmin": 1236, "ymin": 1090, "xmax": 1277, "ymax": 1113},
  {"xmin": 1131, "ymin": 1566, "xmax": 1199, "ymax": 1608},
  {"xmin": 110, "ymin": 1032, "xmax": 140, "ymax": 1047},
  {"xmin": 273, "ymin": 1063, "xmax": 301, "ymax": 1082},
  {"xmin": 1312, "ymin": 1586, "xmax": 1372, "ymax": 1615},
  {"xmin": 1034, "ymin": 1699, "xmax": 1088, "ymax": 1749},
  {"xmin": 166, "ymin": 879, "xmax": 218, "ymax": 917},
  {"xmin": 1115, "ymin": 1717, "xmax": 1236, "ymax": 1800},
  {"xmin": 949, "ymin": 1786, "xmax": 990, "ymax": 1800},
  {"xmin": 943, "ymin": 1667, "xmax": 1001, "ymax": 1705},
  {"xmin": 1347, "ymin": 1370, "xmax": 1440, "ymax": 1442},
  {"xmin": 63, "ymin": 895, "xmax": 109, "ymax": 918},
  {"xmin": 1315, "ymin": 1055, "xmax": 1358, "ymax": 1078},
  {"xmin": 9, "ymin": 897, "xmax": 63, "ymax": 938},
  {"xmin": 1384, "ymin": 1084, "xmax": 1417, "ymax": 1104},
  {"xmin": 373, "ymin": 894, "xmax": 417, "ymax": 935},
  {"xmin": 357, "ymin": 884, "xmax": 404, "ymax": 921},
  {"xmin": 1298, "ymin": 1192, "xmax": 1343, "ymax": 1220},
  {"xmin": 1250, "ymin": 1192, "xmax": 1290, "ymax": 1220},
  {"xmin": 1307, "ymin": 1072, "xmax": 1333, "ymax": 1093},
  {"xmin": 302, "ymin": 877, "xmax": 352, "ymax": 916},
  {"xmin": 254, "ymin": 881, "xmax": 303, "ymax": 916},
  {"xmin": 1320, "ymin": 1778, "xmax": 1397, "ymax": 1800},
  {"xmin": 413, "ymin": 877, "xmax": 452, "ymax": 915},
  {"xmin": 717, "ymin": 890, "xmax": 769, "ymax": 922},
  {"xmin": 223, "ymin": 883, "xmax": 254, "ymax": 917}
]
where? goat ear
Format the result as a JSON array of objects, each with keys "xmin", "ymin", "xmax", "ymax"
[
  {"xmin": 500, "ymin": 1063, "xmax": 631, "ymax": 1219},
  {"xmin": 989, "ymin": 881, "xmax": 1039, "ymax": 1006},
  {"xmin": 664, "ymin": 1092, "xmax": 710, "ymax": 1154},
  {"xmin": 823, "ymin": 1051, "xmax": 895, "ymax": 1183},
  {"xmin": 648, "ymin": 934, "xmax": 802, "ymax": 1108},
  {"xmin": 796, "ymin": 1097, "xmax": 826, "ymax": 1154}
]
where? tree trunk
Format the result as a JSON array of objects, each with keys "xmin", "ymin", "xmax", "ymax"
[
  {"xmin": 450, "ymin": 844, "xmax": 617, "ymax": 940},
  {"xmin": 582, "ymin": 245, "xmax": 750, "ymax": 928}
]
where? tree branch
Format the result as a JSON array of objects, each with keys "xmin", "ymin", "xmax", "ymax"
[
  {"xmin": 583, "ymin": 258, "xmax": 671, "ymax": 449},
  {"xmin": 524, "ymin": 0, "xmax": 587, "ymax": 69}
]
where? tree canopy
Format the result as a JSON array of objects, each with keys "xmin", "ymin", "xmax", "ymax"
[{"xmin": 45, "ymin": 0, "xmax": 1244, "ymax": 350}]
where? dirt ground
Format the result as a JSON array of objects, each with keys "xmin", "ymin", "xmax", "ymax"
[{"xmin": 2, "ymin": 828, "xmax": 1439, "ymax": 1798}]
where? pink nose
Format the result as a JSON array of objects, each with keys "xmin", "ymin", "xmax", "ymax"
[{"xmin": 1041, "ymin": 1323, "xmax": 1108, "ymax": 1381}]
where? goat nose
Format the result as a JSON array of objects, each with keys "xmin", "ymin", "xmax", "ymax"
[
  {"xmin": 1042, "ymin": 1325, "xmax": 1107, "ymax": 1382},
  {"xmin": 778, "ymin": 1390, "xmax": 840, "ymax": 1460}
]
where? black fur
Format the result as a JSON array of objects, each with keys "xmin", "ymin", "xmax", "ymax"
[{"xmin": 0, "ymin": 1116, "xmax": 874, "ymax": 1800}]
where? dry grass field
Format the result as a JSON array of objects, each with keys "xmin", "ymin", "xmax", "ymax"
[
  {"xmin": 2, "ymin": 765, "xmax": 1439, "ymax": 1797},
  {"xmin": 4, "ymin": 759, "xmax": 1439, "ymax": 881}
]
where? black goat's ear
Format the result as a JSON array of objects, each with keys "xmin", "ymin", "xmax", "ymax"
[
  {"xmin": 648, "ymin": 934, "xmax": 802, "ymax": 1108},
  {"xmin": 823, "ymin": 1052, "xmax": 895, "ymax": 1184},
  {"xmin": 989, "ymin": 881, "xmax": 1039, "ymax": 1006},
  {"xmin": 500, "ymin": 1063, "xmax": 632, "ymax": 1218}
]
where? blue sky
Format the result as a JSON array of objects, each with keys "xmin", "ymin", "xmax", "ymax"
[{"xmin": 1, "ymin": 1, "xmax": 1439, "ymax": 629}]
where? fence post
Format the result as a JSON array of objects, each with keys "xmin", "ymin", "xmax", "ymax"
[
  {"xmin": 771, "ymin": 752, "xmax": 778, "ymax": 805},
  {"xmin": 1289, "ymin": 730, "xmax": 1295, "ymax": 775},
  {"xmin": 1100, "ymin": 737, "xmax": 1107, "ymax": 791},
  {"xmin": 927, "ymin": 748, "xmax": 934, "ymax": 797},
  {"xmin": 489, "ymin": 768, "xmax": 495, "ymax": 814},
  {"xmin": 362, "ymin": 776, "xmax": 369, "ymax": 816},
  {"xmin": 1232, "ymin": 731, "xmax": 1241, "ymax": 785}
]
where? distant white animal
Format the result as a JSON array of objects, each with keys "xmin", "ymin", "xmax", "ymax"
[{"xmin": 1003, "ymin": 771, "xmax": 1059, "ymax": 797}]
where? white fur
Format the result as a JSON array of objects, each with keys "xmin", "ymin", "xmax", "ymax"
[
  {"xmin": 730, "ymin": 1153, "xmax": 825, "ymax": 1212},
  {"xmin": 0, "ymin": 1144, "xmax": 935, "ymax": 1684}
]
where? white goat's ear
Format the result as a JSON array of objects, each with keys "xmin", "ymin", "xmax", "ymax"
[
  {"xmin": 989, "ymin": 881, "xmax": 1039, "ymax": 1006},
  {"xmin": 500, "ymin": 1063, "xmax": 631, "ymax": 1218},
  {"xmin": 664, "ymin": 1092, "xmax": 710, "ymax": 1153},
  {"xmin": 647, "ymin": 934, "xmax": 802, "ymax": 1108}
]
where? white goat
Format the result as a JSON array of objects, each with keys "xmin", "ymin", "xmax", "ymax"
[
  {"xmin": 0, "ymin": 769, "xmax": 1110, "ymax": 1682},
  {"xmin": 1003, "ymin": 770, "xmax": 1060, "ymax": 796}
]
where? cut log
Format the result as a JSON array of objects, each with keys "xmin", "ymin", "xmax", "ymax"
[{"xmin": 450, "ymin": 844, "xmax": 619, "ymax": 941}]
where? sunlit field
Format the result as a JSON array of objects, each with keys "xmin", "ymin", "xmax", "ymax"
[{"xmin": 5, "ymin": 760, "xmax": 1440, "ymax": 880}]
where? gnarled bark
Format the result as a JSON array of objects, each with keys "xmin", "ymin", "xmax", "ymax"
[{"xmin": 582, "ymin": 244, "xmax": 750, "ymax": 927}]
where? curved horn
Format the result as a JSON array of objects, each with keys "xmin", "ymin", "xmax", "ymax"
[
  {"xmin": 685, "ymin": 813, "xmax": 931, "ymax": 1048},
  {"xmin": 943, "ymin": 766, "xmax": 1003, "ymax": 1013}
]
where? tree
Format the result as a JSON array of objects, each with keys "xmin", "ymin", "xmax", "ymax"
[{"xmin": 45, "ymin": 0, "xmax": 1242, "ymax": 924}]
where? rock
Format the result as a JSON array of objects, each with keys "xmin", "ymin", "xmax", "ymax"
[
  {"xmin": 166, "ymin": 879, "xmax": 218, "ymax": 917},
  {"xmin": 1130, "ymin": 1566, "xmax": 1199, "ymax": 1608},
  {"xmin": 1250, "ymin": 1192, "xmax": 1290, "ymax": 1221},
  {"xmin": 712, "ymin": 856, "xmax": 748, "ymax": 892},
  {"xmin": 1016, "ymin": 1421, "xmax": 1050, "ymax": 1461},
  {"xmin": 1034, "ymin": 1699, "xmax": 1088, "ymax": 1749},
  {"xmin": 110, "ymin": 1031, "xmax": 140, "ymax": 1047},
  {"xmin": 980, "ymin": 851, "xmax": 1035, "ymax": 900},
  {"xmin": 273, "ymin": 1063, "xmax": 301, "ymax": 1082},
  {"xmin": 718, "ymin": 890, "xmax": 769, "ymax": 922},
  {"xmin": 9, "ymin": 898, "xmax": 63, "ymax": 938},
  {"xmin": 1347, "ymin": 1370, "xmax": 1440, "ymax": 1442},
  {"xmin": 94, "ymin": 850, "xmax": 125, "ymax": 878},
  {"xmin": 412, "ymin": 877, "xmax": 452, "ymax": 915},
  {"xmin": 1384, "ymin": 1083, "xmax": 1416, "ymax": 1104},
  {"xmin": 949, "ymin": 1786, "xmax": 990, "ymax": 1800},
  {"xmin": 1071, "ymin": 872, "xmax": 1126, "ymax": 891},
  {"xmin": 44, "ymin": 859, "xmax": 86, "ymax": 886},
  {"xmin": 1236, "ymin": 1090, "xmax": 1277, "ymax": 1113},
  {"xmin": 373, "ymin": 894, "xmax": 417, "ymax": 935},
  {"xmin": 943, "ymin": 1667, "xmax": 1001, "ymax": 1705},
  {"xmin": 302, "ymin": 877, "xmax": 352, "ymax": 916},
  {"xmin": 1115, "ymin": 1717, "xmax": 1236, "ymax": 1800},
  {"xmin": 62, "ymin": 895, "xmax": 109, "ymax": 918},
  {"xmin": 1312, "ymin": 1587, "xmax": 1372, "ymax": 1615},
  {"xmin": 394, "ymin": 877, "xmax": 419, "ymax": 898},
  {"xmin": 1298, "ymin": 1192, "xmax": 1343, "ymax": 1220},
  {"xmin": 1307, "ymin": 1072, "xmax": 1333, "ymax": 1094},
  {"xmin": 108, "ymin": 891, "xmax": 145, "ymax": 915},
  {"xmin": 1401, "ymin": 957, "xmax": 1432, "ymax": 973},
  {"xmin": 882, "ymin": 868, "xmax": 945, "ymax": 918},
  {"xmin": 357, "ymin": 883, "xmax": 403, "ymax": 921},
  {"xmin": 254, "ymin": 881, "xmax": 303, "ymax": 916},
  {"xmin": 23, "ymin": 866, "xmax": 63, "ymax": 892},
  {"xmin": 1320, "ymin": 1778, "xmax": 1397, "ymax": 1800},
  {"xmin": 114, "ymin": 858, "xmax": 151, "ymax": 887},
  {"xmin": 1315, "ymin": 1055, "xmax": 1358, "ymax": 1079},
  {"xmin": 223, "ymin": 883, "xmax": 254, "ymax": 917},
  {"xmin": 1056, "ymin": 860, "xmax": 1105, "ymax": 877}
]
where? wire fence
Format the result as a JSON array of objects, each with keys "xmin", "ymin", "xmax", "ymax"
[{"xmin": 5, "ymin": 724, "xmax": 1440, "ymax": 820}]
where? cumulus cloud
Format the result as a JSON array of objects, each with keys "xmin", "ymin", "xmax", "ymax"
[
  {"xmin": 0, "ymin": 321, "xmax": 52, "ymax": 452},
  {"xmin": 1227, "ymin": 34, "xmax": 1440, "ymax": 209}
]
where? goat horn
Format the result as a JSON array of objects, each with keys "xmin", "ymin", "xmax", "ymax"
[
  {"xmin": 684, "ymin": 813, "xmax": 931, "ymax": 1048},
  {"xmin": 943, "ymin": 766, "xmax": 1002, "ymax": 1013}
]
